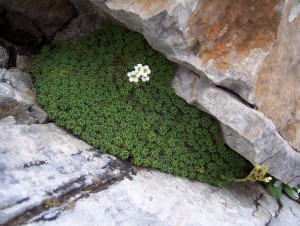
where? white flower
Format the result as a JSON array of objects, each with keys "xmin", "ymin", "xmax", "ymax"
[
  {"xmin": 134, "ymin": 64, "xmax": 143, "ymax": 74},
  {"xmin": 141, "ymin": 74, "xmax": 150, "ymax": 82},
  {"xmin": 127, "ymin": 64, "xmax": 151, "ymax": 83},
  {"xmin": 141, "ymin": 65, "xmax": 151, "ymax": 75},
  {"xmin": 128, "ymin": 71, "xmax": 140, "ymax": 83},
  {"xmin": 264, "ymin": 177, "xmax": 272, "ymax": 183}
]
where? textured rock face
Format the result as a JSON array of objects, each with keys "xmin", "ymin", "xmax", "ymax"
[
  {"xmin": 83, "ymin": 0, "xmax": 283, "ymax": 100},
  {"xmin": 0, "ymin": 46, "xmax": 9, "ymax": 68},
  {"xmin": 80, "ymin": 0, "xmax": 299, "ymax": 152},
  {"xmin": 1, "ymin": 124, "xmax": 299, "ymax": 225},
  {"xmin": 0, "ymin": 123, "xmax": 135, "ymax": 225},
  {"xmin": 254, "ymin": 0, "xmax": 300, "ymax": 151},
  {"xmin": 0, "ymin": 0, "xmax": 76, "ymax": 38},
  {"xmin": 16, "ymin": 171, "xmax": 300, "ymax": 226},
  {"xmin": 0, "ymin": 68, "xmax": 47, "ymax": 124},
  {"xmin": 173, "ymin": 67, "xmax": 300, "ymax": 186},
  {"xmin": 54, "ymin": 12, "xmax": 102, "ymax": 42}
]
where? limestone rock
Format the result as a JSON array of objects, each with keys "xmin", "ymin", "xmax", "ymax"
[
  {"xmin": 81, "ymin": 0, "xmax": 299, "ymax": 152},
  {"xmin": 0, "ymin": 68, "xmax": 47, "ymax": 124},
  {"xmin": 1, "ymin": 124, "xmax": 299, "ymax": 225},
  {"xmin": 16, "ymin": 54, "xmax": 29, "ymax": 71},
  {"xmin": 54, "ymin": 12, "xmax": 102, "ymax": 42},
  {"xmin": 0, "ymin": 46, "xmax": 9, "ymax": 68},
  {"xmin": 0, "ymin": 123, "xmax": 136, "ymax": 225},
  {"xmin": 0, "ymin": 115, "xmax": 16, "ymax": 125},
  {"xmin": 25, "ymin": 171, "xmax": 300, "ymax": 226},
  {"xmin": 253, "ymin": 0, "xmax": 300, "ymax": 151},
  {"xmin": 172, "ymin": 67, "xmax": 300, "ymax": 186},
  {"xmin": 0, "ymin": 0, "xmax": 76, "ymax": 38}
]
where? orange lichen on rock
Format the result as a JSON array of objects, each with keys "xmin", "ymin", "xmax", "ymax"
[
  {"xmin": 254, "ymin": 0, "xmax": 300, "ymax": 151},
  {"xmin": 188, "ymin": 0, "xmax": 282, "ymax": 69}
]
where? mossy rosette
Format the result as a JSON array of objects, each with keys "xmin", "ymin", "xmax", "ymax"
[{"xmin": 30, "ymin": 22, "xmax": 250, "ymax": 186}]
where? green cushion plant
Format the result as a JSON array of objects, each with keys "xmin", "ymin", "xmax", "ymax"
[{"xmin": 30, "ymin": 21, "xmax": 250, "ymax": 186}]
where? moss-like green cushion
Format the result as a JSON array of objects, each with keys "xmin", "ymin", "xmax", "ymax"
[{"xmin": 30, "ymin": 22, "xmax": 249, "ymax": 186}]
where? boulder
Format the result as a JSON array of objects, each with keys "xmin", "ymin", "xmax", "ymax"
[
  {"xmin": 0, "ymin": 115, "xmax": 16, "ymax": 125},
  {"xmin": 1, "ymin": 124, "xmax": 299, "ymax": 225},
  {"xmin": 172, "ymin": 67, "xmax": 300, "ymax": 186},
  {"xmin": 0, "ymin": 0, "xmax": 76, "ymax": 39},
  {"xmin": 0, "ymin": 123, "xmax": 136, "ymax": 225},
  {"xmin": 76, "ymin": 0, "xmax": 300, "ymax": 152},
  {"xmin": 19, "ymin": 171, "xmax": 300, "ymax": 226},
  {"xmin": 0, "ymin": 46, "xmax": 9, "ymax": 68},
  {"xmin": 54, "ymin": 12, "xmax": 102, "ymax": 42},
  {"xmin": 0, "ymin": 68, "xmax": 47, "ymax": 124}
]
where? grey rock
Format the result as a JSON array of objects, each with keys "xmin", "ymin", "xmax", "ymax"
[
  {"xmin": 82, "ymin": 0, "xmax": 283, "ymax": 104},
  {"xmin": 16, "ymin": 54, "xmax": 30, "ymax": 71},
  {"xmin": 0, "ymin": 46, "xmax": 9, "ymax": 68},
  {"xmin": 1, "ymin": 124, "xmax": 299, "ymax": 225},
  {"xmin": 5, "ymin": 11, "xmax": 44, "ymax": 38},
  {"xmin": 0, "ymin": 68, "xmax": 47, "ymax": 124},
  {"xmin": 88, "ymin": 2, "xmax": 297, "ymax": 150},
  {"xmin": 0, "ymin": 115, "xmax": 16, "ymax": 125},
  {"xmin": 0, "ymin": 123, "xmax": 135, "ymax": 225},
  {"xmin": 55, "ymin": 12, "xmax": 102, "ymax": 42},
  {"xmin": 172, "ymin": 67, "xmax": 300, "ymax": 186},
  {"xmin": 0, "ymin": 0, "xmax": 76, "ymax": 39},
  {"xmin": 26, "ymin": 170, "xmax": 300, "ymax": 226},
  {"xmin": 269, "ymin": 195, "xmax": 300, "ymax": 226}
]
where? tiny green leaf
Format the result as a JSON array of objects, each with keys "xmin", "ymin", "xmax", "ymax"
[
  {"xmin": 266, "ymin": 180, "xmax": 282, "ymax": 201},
  {"xmin": 283, "ymin": 186, "xmax": 299, "ymax": 201}
]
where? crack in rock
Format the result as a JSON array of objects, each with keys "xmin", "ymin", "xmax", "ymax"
[
  {"xmin": 265, "ymin": 200, "xmax": 283, "ymax": 226},
  {"xmin": 2, "ymin": 158, "xmax": 137, "ymax": 226},
  {"xmin": 252, "ymin": 192, "xmax": 265, "ymax": 217},
  {"xmin": 23, "ymin": 160, "xmax": 48, "ymax": 168}
]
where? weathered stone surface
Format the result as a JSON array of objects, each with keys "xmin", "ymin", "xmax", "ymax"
[
  {"xmin": 55, "ymin": 12, "xmax": 102, "ymax": 42},
  {"xmin": 82, "ymin": 0, "xmax": 300, "ymax": 152},
  {"xmin": 0, "ymin": 46, "xmax": 9, "ymax": 68},
  {"xmin": 0, "ymin": 115, "xmax": 16, "ymax": 125},
  {"xmin": 84, "ymin": 0, "xmax": 283, "ymax": 101},
  {"xmin": 253, "ymin": 0, "xmax": 300, "ymax": 151},
  {"xmin": 26, "ymin": 171, "xmax": 300, "ymax": 226},
  {"xmin": 0, "ymin": 0, "xmax": 76, "ymax": 38},
  {"xmin": 0, "ymin": 68, "xmax": 47, "ymax": 124},
  {"xmin": 269, "ymin": 195, "xmax": 300, "ymax": 226},
  {"xmin": 4, "ymin": 11, "xmax": 44, "ymax": 38},
  {"xmin": 0, "ymin": 123, "xmax": 136, "ymax": 225},
  {"xmin": 16, "ymin": 54, "xmax": 29, "ymax": 71},
  {"xmin": 1, "ymin": 124, "xmax": 299, "ymax": 225},
  {"xmin": 172, "ymin": 67, "xmax": 300, "ymax": 186}
]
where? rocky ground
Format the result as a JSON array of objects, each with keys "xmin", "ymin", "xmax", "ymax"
[
  {"xmin": 0, "ymin": 123, "xmax": 299, "ymax": 226},
  {"xmin": 0, "ymin": 44, "xmax": 300, "ymax": 225}
]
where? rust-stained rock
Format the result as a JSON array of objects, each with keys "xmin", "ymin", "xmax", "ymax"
[
  {"xmin": 254, "ymin": 0, "xmax": 300, "ymax": 151},
  {"xmin": 173, "ymin": 67, "xmax": 300, "ymax": 187},
  {"xmin": 189, "ymin": 0, "xmax": 281, "ymax": 69},
  {"xmin": 3, "ymin": 0, "xmax": 298, "ymax": 182},
  {"xmin": 77, "ymin": 0, "xmax": 300, "ymax": 176}
]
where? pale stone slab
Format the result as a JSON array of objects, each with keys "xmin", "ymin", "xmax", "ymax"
[
  {"xmin": 0, "ymin": 68, "xmax": 47, "ymax": 124},
  {"xmin": 26, "ymin": 171, "xmax": 300, "ymax": 226},
  {"xmin": 172, "ymin": 67, "xmax": 300, "ymax": 186},
  {"xmin": 0, "ymin": 123, "xmax": 135, "ymax": 225}
]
